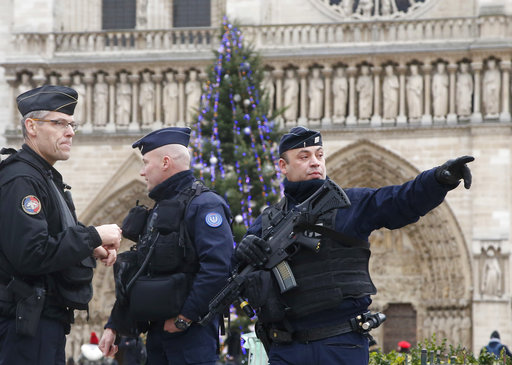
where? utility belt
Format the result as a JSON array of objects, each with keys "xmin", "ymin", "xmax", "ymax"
[
  {"xmin": 260, "ymin": 311, "xmax": 386, "ymax": 347},
  {"xmin": 0, "ymin": 278, "xmax": 46, "ymax": 337}
]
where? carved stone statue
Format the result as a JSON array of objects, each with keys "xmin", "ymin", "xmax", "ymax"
[
  {"xmin": 356, "ymin": 65, "xmax": 373, "ymax": 120},
  {"xmin": 432, "ymin": 62, "xmax": 449, "ymax": 118},
  {"xmin": 382, "ymin": 65, "xmax": 399, "ymax": 119},
  {"xmin": 116, "ymin": 72, "xmax": 131, "ymax": 127},
  {"xmin": 283, "ymin": 69, "xmax": 299, "ymax": 122},
  {"xmin": 163, "ymin": 71, "xmax": 179, "ymax": 126},
  {"xmin": 71, "ymin": 74, "xmax": 86, "ymax": 125},
  {"xmin": 483, "ymin": 59, "xmax": 501, "ymax": 117},
  {"xmin": 139, "ymin": 71, "xmax": 155, "ymax": 127},
  {"xmin": 308, "ymin": 68, "xmax": 324, "ymax": 121},
  {"xmin": 356, "ymin": 0, "xmax": 373, "ymax": 17},
  {"xmin": 456, "ymin": 63, "xmax": 473, "ymax": 117},
  {"xmin": 481, "ymin": 246, "xmax": 502, "ymax": 297},
  {"xmin": 262, "ymin": 70, "xmax": 275, "ymax": 115},
  {"xmin": 185, "ymin": 70, "xmax": 202, "ymax": 124},
  {"xmin": 332, "ymin": 67, "xmax": 348, "ymax": 120},
  {"xmin": 406, "ymin": 64, "xmax": 423, "ymax": 119},
  {"xmin": 17, "ymin": 73, "xmax": 33, "ymax": 96},
  {"xmin": 93, "ymin": 73, "xmax": 108, "ymax": 127}
]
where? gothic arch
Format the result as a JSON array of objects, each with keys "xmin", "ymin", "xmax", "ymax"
[{"xmin": 326, "ymin": 139, "xmax": 473, "ymax": 346}]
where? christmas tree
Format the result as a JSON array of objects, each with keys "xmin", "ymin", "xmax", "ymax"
[{"xmin": 190, "ymin": 17, "xmax": 283, "ymax": 242}]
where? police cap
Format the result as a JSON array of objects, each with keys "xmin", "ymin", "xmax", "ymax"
[
  {"xmin": 278, "ymin": 126, "xmax": 322, "ymax": 155},
  {"xmin": 16, "ymin": 85, "xmax": 78, "ymax": 116},
  {"xmin": 132, "ymin": 127, "xmax": 191, "ymax": 155}
]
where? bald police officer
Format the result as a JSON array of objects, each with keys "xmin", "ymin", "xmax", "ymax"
[
  {"xmin": 0, "ymin": 85, "xmax": 122, "ymax": 364},
  {"xmin": 99, "ymin": 127, "xmax": 234, "ymax": 365},
  {"xmin": 235, "ymin": 126, "xmax": 474, "ymax": 365}
]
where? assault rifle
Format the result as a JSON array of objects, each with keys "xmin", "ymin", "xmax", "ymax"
[{"xmin": 199, "ymin": 179, "xmax": 351, "ymax": 325}]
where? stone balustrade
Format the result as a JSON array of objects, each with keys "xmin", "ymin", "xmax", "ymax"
[
  {"xmin": 4, "ymin": 14, "xmax": 512, "ymax": 134},
  {"xmin": 8, "ymin": 15, "xmax": 512, "ymax": 58}
]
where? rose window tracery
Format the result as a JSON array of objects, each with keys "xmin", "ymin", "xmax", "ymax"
[{"xmin": 315, "ymin": 0, "xmax": 429, "ymax": 19}]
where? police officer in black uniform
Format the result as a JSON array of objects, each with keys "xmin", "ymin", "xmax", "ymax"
[
  {"xmin": 235, "ymin": 126, "xmax": 474, "ymax": 365},
  {"xmin": 0, "ymin": 85, "xmax": 122, "ymax": 364},
  {"xmin": 99, "ymin": 127, "xmax": 234, "ymax": 365}
]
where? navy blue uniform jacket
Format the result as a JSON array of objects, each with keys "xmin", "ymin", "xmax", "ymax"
[{"xmin": 246, "ymin": 168, "xmax": 453, "ymax": 330}]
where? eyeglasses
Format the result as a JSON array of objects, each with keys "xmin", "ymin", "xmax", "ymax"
[{"xmin": 31, "ymin": 118, "xmax": 79, "ymax": 132}]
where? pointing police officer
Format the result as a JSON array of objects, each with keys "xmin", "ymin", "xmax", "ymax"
[
  {"xmin": 99, "ymin": 127, "xmax": 234, "ymax": 365},
  {"xmin": 234, "ymin": 126, "xmax": 474, "ymax": 365},
  {"xmin": 0, "ymin": 85, "xmax": 122, "ymax": 364}
]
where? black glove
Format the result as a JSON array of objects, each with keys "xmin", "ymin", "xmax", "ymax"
[
  {"xmin": 235, "ymin": 235, "xmax": 271, "ymax": 268},
  {"xmin": 435, "ymin": 155, "xmax": 474, "ymax": 189}
]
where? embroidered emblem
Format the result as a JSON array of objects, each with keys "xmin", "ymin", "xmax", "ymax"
[
  {"xmin": 205, "ymin": 212, "xmax": 223, "ymax": 227},
  {"xmin": 22, "ymin": 195, "xmax": 41, "ymax": 215}
]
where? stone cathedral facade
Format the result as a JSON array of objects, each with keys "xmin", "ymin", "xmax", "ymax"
[{"xmin": 0, "ymin": 0, "xmax": 511, "ymax": 359}]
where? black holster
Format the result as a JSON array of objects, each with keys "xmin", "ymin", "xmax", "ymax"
[
  {"xmin": 255, "ymin": 320, "xmax": 271, "ymax": 354},
  {"xmin": 7, "ymin": 278, "xmax": 46, "ymax": 337}
]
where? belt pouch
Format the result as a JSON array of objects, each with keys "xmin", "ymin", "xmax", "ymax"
[{"xmin": 129, "ymin": 273, "xmax": 192, "ymax": 321}]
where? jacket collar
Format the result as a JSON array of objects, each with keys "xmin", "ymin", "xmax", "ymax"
[
  {"xmin": 20, "ymin": 144, "xmax": 64, "ymax": 183},
  {"xmin": 149, "ymin": 169, "xmax": 195, "ymax": 202}
]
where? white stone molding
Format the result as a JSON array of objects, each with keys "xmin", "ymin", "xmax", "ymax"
[
  {"xmin": 397, "ymin": 64, "xmax": 407, "ymax": 125},
  {"xmin": 371, "ymin": 66, "xmax": 382, "ymax": 127},
  {"xmin": 129, "ymin": 73, "xmax": 141, "ymax": 131},
  {"xmin": 346, "ymin": 66, "xmax": 358, "ymax": 125},
  {"xmin": 321, "ymin": 66, "xmax": 332, "ymax": 126},
  {"xmin": 447, "ymin": 63, "xmax": 458, "ymax": 125},
  {"xmin": 471, "ymin": 62, "xmax": 483, "ymax": 123},
  {"xmin": 175, "ymin": 70, "xmax": 186, "ymax": 126},
  {"xmin": 421, "ymin": 63, "xmax": 433, "ymax": 125},
  {"xmin": 298, "ymin": 67, "xmax": 309, "ymax": 125},
  {"xmin": 105, "ymin": 74, "xmax": 117, "ymax": 132},
  {"xmin": 499, "ymin": 60, "xmax": 511, "ymax": 122}
]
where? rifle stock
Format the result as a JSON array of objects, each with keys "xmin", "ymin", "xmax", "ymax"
[{"xmin": 199, "ymin": 179, "xmax": 350, "ymax": 325}]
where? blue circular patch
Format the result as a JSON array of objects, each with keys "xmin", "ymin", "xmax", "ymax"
[{"xmin": 205, "ymin": 212, "xmax": 223, "ymax": 227}]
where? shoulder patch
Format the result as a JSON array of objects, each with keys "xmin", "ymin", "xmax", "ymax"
[
  {"xmin": 22, "ymin": 195, "xmax": 41, "ymax": 215},
  {"xmin": 205, "ymin": 212, "xmax": 223, "ymax": 228}
]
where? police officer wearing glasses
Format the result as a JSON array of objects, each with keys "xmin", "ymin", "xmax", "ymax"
[
  {"xmin": 0, "ymin": 85, "xmax": 122, "ymax": 364},
  {"xmin": 234, "ymin": 126, "xmax": 474, "ymax": 365}
]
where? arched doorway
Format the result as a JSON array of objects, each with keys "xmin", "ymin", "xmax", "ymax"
[{"xmin": 326, "ymin": 139, "xmax": 473, "ymax": 348}]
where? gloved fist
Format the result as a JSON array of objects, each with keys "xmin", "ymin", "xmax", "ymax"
[
  {"xmin": 435, "ymin": 155, "xmax": 474, "ymax": 189},
  {"xmin": 235, "ymin": 235, "xmax": 271, "ymax": 268}
]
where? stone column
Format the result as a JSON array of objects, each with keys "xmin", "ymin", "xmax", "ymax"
[
  {"xmin": 33, "ymin": 68, "xmax": 46, "ymax": 87},
  {"xmin": 346, "ymin": 66, "xmax": 357, "ymax": 125},
  {"xmin": 397, "ymin": 64, "xmax": 407, "ymax": 125},
  {"xmin": 105, "ymin": 74, "xmax": 117, "ymax": 132},
  {"xmin": 152, "ymin": 71, "xmax": 163, "ymax": 129},
  {"xmin": 273, "ymin": 68, "xmax": 284, "ymax": 126},
  {"xmin": 82, "ymin": 71, "xmax": 94, "ymax": 133},
  {"xmin": 298, "ymin": 67, "xmax": 308, "ymax": 125},
  {"xmin": 447, "ymin": 63, "xmax": 458, "ymax": 124},
  {"xmin": 471, "ymin": 62, "xmax": 483, "ymax": 123},
  {"xmin": 176, "ymin": 70, "xmax": 186, "ymax": 126},
  {"xmin": 129, "ymin": 73, "xmax": 140, "ymax": 131},
  {"xmin": 499, "ymin": 60, "xmax": 511, "ymax": 122},
  {"xmin": 421, "ymin": 64, "xmax": 433, "ymax": 125},
  {"xmin": 322, "ymin": 67, "xmax": 332, "ymax": 126},
  {"xmin": 6, "ymin": 75, "xmax": 18, "ymax": 132},
  {"xmin": 371, "ymin": 66, "xmax": 382, "ymax": 127}
]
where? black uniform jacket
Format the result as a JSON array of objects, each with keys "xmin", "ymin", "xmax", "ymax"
[{"xmin": 0, "ymin": 144, "xmax": 102, "ymax": 324}]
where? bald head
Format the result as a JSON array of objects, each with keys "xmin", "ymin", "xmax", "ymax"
[
  {"xmin": 159, "ymin": 143, "xmax": 191, "ymax": 172},
  {"xmin": 139, "ymin": 143, "xmax": 191, "ymax": 192}
]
